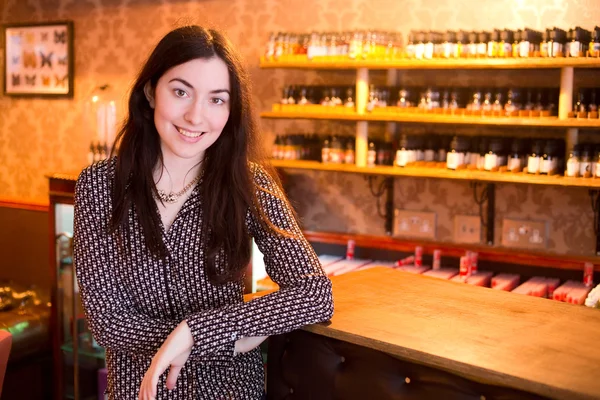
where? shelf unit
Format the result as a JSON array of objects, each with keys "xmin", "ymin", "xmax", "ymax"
[
  {"xmin": 260, "ymin": 56, "xmax": 600, "ymax": 70},
  {"xmin": 261, "ymin": 110, "xmax": 600, "ymax": 128},
  {"xmin": 270, "ymin": 159, "xmax": 600, "ymax": 188},
  {"xmin": 260, "ymin": 56, "xmax": 600, "ymax": 255}
]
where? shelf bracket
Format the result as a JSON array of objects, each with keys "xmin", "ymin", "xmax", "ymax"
[
  {"xmin": 590, "ymin": 189, "xmax": 600, "ymax": 255},
  {"xmin": 366, "ymin": 176, "xmax": 395, "ymax": 235},
  {"xmin": 471, "ymin": 182, "xmax": 495, "ymax": 245}
]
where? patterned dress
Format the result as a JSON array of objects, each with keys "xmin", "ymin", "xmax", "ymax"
[{"xmin": 73, "ymin": 158, "xmax": 334, "ymax": 399}]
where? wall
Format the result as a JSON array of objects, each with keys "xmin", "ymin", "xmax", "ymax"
[{"xmin": 1, "ymin": 0, "xmax": 599, "ymax": 256}]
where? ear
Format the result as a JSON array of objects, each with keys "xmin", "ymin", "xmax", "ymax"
[{"xmin": 143, "ymin": 81, "xmax": 155, "ymax": 109}]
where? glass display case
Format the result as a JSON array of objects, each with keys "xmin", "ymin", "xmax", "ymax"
[{"xmin": 49, "ymin": 174, "xmax": 105, "ymax": 400}]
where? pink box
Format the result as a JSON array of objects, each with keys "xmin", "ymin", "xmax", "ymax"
[
  {"xmin": 423, "ymin": 268, "xmax": 459, "ymax": 280},
  {"xmin": 327, "ymin": 259, "xmax": 373, "ymax": 276},
  {"xmin": 396, "ymin": 265, "xmax": 431, "ymax": 274},
  {"xmin": 451, "ymin": 271, "xmax": 493, "ymax": 287},
  {"xmin": 491, "ymin": 274, "xmax": 520, "ymax": 291}
]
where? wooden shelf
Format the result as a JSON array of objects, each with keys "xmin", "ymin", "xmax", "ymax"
[
  {"xmin": 271, "ymin": 159, "xmax": 600, "ymax": 188},
  {"xmin": 303, "ymin": 230, "xmax": 599, "ymax": 271},
  {"xmin": 261, "ymin": 110, "xmax": 600, "ymax": 128},
  {"xmin": 260, "ymin": 56, "xmax": 600, "ymax": 70}
]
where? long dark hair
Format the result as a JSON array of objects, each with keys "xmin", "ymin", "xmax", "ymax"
[{"xmin": 111, "ymin": 26, "xmax": 282, "ymax": 284}]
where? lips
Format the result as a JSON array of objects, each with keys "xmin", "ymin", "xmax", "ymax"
[{"xmin": 175, "ymin": 125, "xmax": 206, "ymax": 138}]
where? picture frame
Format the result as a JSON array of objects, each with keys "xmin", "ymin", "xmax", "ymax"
[{"xmin": 3, "ymin": 20, "xmax": 74, "ymax": 97}]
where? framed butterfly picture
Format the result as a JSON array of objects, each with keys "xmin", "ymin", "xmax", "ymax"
[{"xmin": 3, "ymin": 21, "xmax": 74, "ymax": 97}]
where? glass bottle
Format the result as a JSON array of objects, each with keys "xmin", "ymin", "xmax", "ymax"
[
  {"xmin": 415, "ymin": 31, "xmax": 425, "ymax": 60},
  {"xmin": 540, "ymin": 29, "xmax": 550, "ymax": 57},
  {"xmin": 539, "ymin": 140, "xmax": 558, "ymax": 175},
  {"xmin": 574, "ymin": 90, "xmax": 586, "ymax": 115},
  {"xmin": 321, "ymin": 137, "xmax": 331, "ymax": 164},
  {"xmin": 344, "ymin": 87, "xmax": 355, "ymax": 108},
  {"xmin": 447, "ymin": 136, "xmax": 466, "ymax": 170},
  {"xmin": 504, "ymin": 89, "xmax": 521, "ymax": 116},
  {"xmin": 396, "ymin": 134, "xmax": 409, "ymax": 167},
  {"xmin": 512, "ymin": 29, "xmax": 522, "ymax": 57},
  {"xmin": 405, "ymin": 31, "xmax": 415, "ymax": 58},
  {"xmin": 397, "ymin": 88, "xmax": 411, "ymax": 108},
  {"xmin": 507, "ymin": 139, "xmax": 526, "ymax": 171},
  {"xmin": 454, "ymin": 31, "xmax": 466, "ymax": 58},
  {"xmin": 367, "ymin": 141, "xmax": 377, "ymax": 167},
  {"xmin": 527, "ymin": 140, "xmax": 542, "ymax": 174},
  {"xmin": 484, "ymin": 138, "xmax": 504, "ymax": 171},
  {"xmin": 499, "ymin": 29, "xmax": 513, "ymax": 57},
  {"xmin": 424, "ymin": 31, "xmax": 435, "ymax": 59},
  {"xmin": 329, "ymin": 136, "xmax": 343, "ymax": 164},
  {"xmin": 468, "ymin": 31, "xmax": 478, "ymax": 57},
  {"xmin": 487, "ymin": 29, "xmax": 500, "ymax": 58},
  {"xmin": 443, "ymin": 31, "xmax": 455, "ymax": 59},
  {"xmin": 566, "ymin": 145, "xmax": 580, "ymax": 177},
  {"xmin": 590, "ymin": 27, "xmax": 600, "ymax": 57},
  {"xmin": 477, "ymin": 31, "xmax": 488, "ymax": 57},
  {"xmin": 580, "ymin": 145, "xmax": 592, "ymax": 177},
  {"xmin": 550, "ymin": 27, "xmax": 567, "ymax": 57},
  {"xmin": 344, "ymin": 138, "xmax": 355, "ymax": 164},
  {"xmin": 492, "ymin": 91, "xmax": 503, "ymax": 112}
]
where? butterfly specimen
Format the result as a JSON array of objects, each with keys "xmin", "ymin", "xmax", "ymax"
[
  {"xmin": 40, "ymin": 51, "xmax": 54, "ymax": 68},
  {"xmin": 12, "ymin": 56, "xmax": 20, "ymax": 66},
  {"xmin": 41, "ymin": 32, "xmax": 49, "ymax": 41},
  {"xmin": 22, "ymin": 51, "xmax": 37, "ymax": 68},
  {"xmin": 25, "ymin": 74, "xmax": 36, "ymax": 86},
  {"xmin": 54, "ymin": 30, "xmax": 66, "ymax": 44},
  {"xmin": 11, "ymin": 74, "xmax": 20, "ymax": 86},
  {"xmin": 25, "ymin": 32, "xmax": 35, "ymax": 44},
  {"xmin": 57, "ymin": 55, "xmax": 68, "ymax": 66},
  {"xmin": 55, "ymin": 74, "xmax": 68, "ymax": 87},
  {"xmin": 42, "ymin": 75, "xmax": 51, "ymax": 86}
]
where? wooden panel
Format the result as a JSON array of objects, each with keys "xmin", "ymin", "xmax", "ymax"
[
  {"xmin": 303, "ymin": 230, "xmax": 599, "ymax": 271},
  {"xmin": 0, "ymin": 205, "xmax": 50, "ymax": 289},
  {"xmin": 260, "ymin": 56, "xmax": 600, "ymax": 70},
  {"xmin": 305, "ymin": 267, "xmax": 600, "ymax": 400},
  {"xmin": 261, "ymin": 111, "xmax": 600, "ymax": 128},
  {"xmin": 271, "ymin": 159, "xmax": 600, "ymax": 189}
]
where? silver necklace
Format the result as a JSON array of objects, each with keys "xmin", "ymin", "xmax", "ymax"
[{"xmin": 156, "ymin": 174, "xmax": 201, "ymax": 204}]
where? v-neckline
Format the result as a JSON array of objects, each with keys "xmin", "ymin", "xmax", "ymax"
[{"xmin": 155, "ymin": 183, "xmax": 202, "ymax": 239}]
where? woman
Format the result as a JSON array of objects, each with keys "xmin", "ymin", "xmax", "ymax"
[{"xmin": 73, "ymin": 25, "xmax": 334, "ymax": 399}]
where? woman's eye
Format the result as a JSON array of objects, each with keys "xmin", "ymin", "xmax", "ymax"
[
  {"xmin": 211, "ymin": 97, "xmax": 225, "ymax": 105},
  {"xmin": 174, "ymin": 89, "xmax": 188, "ymax": 98}
]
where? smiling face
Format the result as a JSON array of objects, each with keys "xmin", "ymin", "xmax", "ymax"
[{"xmin": 146, "ymin": 56, "xmax": 231, "ymax": 167}]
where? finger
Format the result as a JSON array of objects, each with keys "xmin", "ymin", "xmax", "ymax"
[{"xmin": 166, "ymin": 365, "xmax": 183, "ymax": 390}]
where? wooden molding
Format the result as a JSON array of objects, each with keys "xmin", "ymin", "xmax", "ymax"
[
  {"xmin": 0, "ymin": 198, "xmax": 49, "ymax": 212},
  {"xmin": 303, "ymin": 230, "xmax": 598, "ymax": 271}
]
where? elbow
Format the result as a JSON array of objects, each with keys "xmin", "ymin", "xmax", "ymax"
[{"xmin": 306, "ymin": 276, "xmax": 334, "ymax": 323}]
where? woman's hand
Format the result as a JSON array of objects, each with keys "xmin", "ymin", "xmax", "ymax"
[{"xmin": 138, "ymin": 321, "xmax": 194, "ymax": 400}]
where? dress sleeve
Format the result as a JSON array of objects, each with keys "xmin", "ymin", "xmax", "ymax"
[
  {"xmin": 185, "ymin": 165, "xmax": 334, "ymax": 357},
  {"xmin": 74, "ymin": 166, "xmax": 233, "ymax": 362}
]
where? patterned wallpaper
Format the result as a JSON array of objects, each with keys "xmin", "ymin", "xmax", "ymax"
[{"xmin": 0, "ymin": 0, "xmax": 598, "ymax": 255}]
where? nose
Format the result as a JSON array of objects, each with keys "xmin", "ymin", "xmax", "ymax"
[{"xmin": 183, "ymin": 99, "xmax": 205, "ymax": 126}]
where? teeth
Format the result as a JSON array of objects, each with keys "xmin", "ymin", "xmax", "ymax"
[{"xmin": 177, "ymin": 127, "xmax": 204, "ymax": 138}]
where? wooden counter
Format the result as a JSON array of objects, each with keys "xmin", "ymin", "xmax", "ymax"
[{"xmin": 302, "ymin": 267, "xmax": 600, "ymax": 400}]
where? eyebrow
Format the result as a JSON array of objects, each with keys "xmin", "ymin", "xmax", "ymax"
[{"xmin": 168, "ymin": 78, "xmax": 230, "ymax": 95}]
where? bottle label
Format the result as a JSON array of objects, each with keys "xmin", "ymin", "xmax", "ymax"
[
  {"xmin": 321, "ymin": 148, "xmax": 330, "ymax": 163},
  {"xmin": 446, "ymin": 152, "xmax": 464, "ymax": 170},
  {"xmin": 477, "ymin": 43, "xmax": 487, "ymax": 56},
  {"xmin": 443, "ymin": 43, "xmax": 453, "ymax": 58},
  {"xmin": 527, "ymin": 156, "xmax": 540, "ymax": 173},
  {"xmin": 552, "ymin": 42, "xmax": 562, "ymax": 57},
  {"xmin": 468, "ymin": 43, "xmax": 478, "ymax": 56},
  {"xmin": 504, "ymin": 43, "xmax": 512, "ymax": 56},
  {"xmin": 484, "ymin": 153, "xmax": 498, "ymax": 170},
  {"xmin": 438, "ymin": 149, "xmax": 447, "ymax": 162},
  {"xmin": 424, "ymin": 149, "xmax": 436, "ymax": 162},
  {"xmin": 367, "ymin": 150, "xmax": 377, "ymax": 166},
  {"xmin": 540, "ymin": 42, "xmax": 548, "ymax": 57},
  {"xmin": 566, "ymin": 159, "xmax": 579, "ymax": 177},
  {"xmin": 396, "ymin": 149, "xmax": 409, "ymax": 167},
  {"xmin": 580, "ymin": 161, "xmax": 591, "ymax": 176},
  {"xmin": 344, "ymin": 151, "xmax": 355, "ymax": 165},
  {"xmin": 415, "ymin": 150, "xmax": 424, "ymax": 162},
  {"xmin": 487, "ymin": 42, "xmax": 496, "ymax": 57},
  {"xmin": 469, "ymin": 152, "xmax": 479, "ymax": 166},
  {"xmin": 508, "ymin": 157, "xmax": 521, "ymax": 171},
  {"xmin": 415, "ymin": 43, "xmax": 425, "ymax": 59},
  {"xmin": 539, "ymin": 159, "xmax": 551, "ymax": 174},
  {"xmin": 570, "ymin": 41, "xmax": 580, "ymax": 57},
  {"xmin": 424, "ymin": 43, "xmax": 434, "ymax": 59}
]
